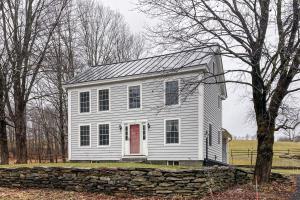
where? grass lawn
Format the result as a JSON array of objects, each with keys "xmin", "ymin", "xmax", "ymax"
[
  {"xmin": 0, "ymin": 162, "xmax": 198, "ymax": 170},
  {"xmin": 229, "ymin": 140, "xmax": 300, "ymax": 168}
]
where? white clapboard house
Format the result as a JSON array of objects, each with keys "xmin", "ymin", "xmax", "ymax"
[{"xmin": 64, "ymin": 46, "xmax": 230, "ymax": 165}]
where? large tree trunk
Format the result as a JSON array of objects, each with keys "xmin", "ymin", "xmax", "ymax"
[
  {"xmin": 0, "ymin": 73, "xmax": 9, "ymax": 165},
  {"xmin": 14, "ymin": 111, "xmax": 27, "ymax": 164},
  {"xmin": 0, "ymin": 120, "xmax": 9, "ymax": 165},
  {"xmin": 254, "ymin": 120, "xmax": 275, "ymax": 183}
]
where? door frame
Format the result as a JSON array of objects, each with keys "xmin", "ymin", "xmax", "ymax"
[{"xmin": 121, "ymin": 119, "xmax": 148, "ymax": 157}]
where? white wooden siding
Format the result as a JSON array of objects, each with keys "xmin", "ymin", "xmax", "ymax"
[
  {"xmin": 202, "ymin": 57, "xmax": 223, "ymax": 162},
  {"xmin": 69, "ymin": 72, "xmax": 201, "ymax": 161}
]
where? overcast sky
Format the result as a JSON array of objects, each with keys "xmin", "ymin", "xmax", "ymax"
[{"xmin": 100, "ymin": 0, "xmax": 257, "ymax": 137}]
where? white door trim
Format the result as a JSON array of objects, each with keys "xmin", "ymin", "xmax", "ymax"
[{"xmin": 121, "ymin": 120, "xmax": 148, "ymax": 157}]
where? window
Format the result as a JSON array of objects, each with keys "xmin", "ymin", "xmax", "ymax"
[
  {"xmin": 99, "ymin": 124, "xmax": 109, "ymax": 146},
  {"xmin": 80, "ymin": 125, "xmax": 90, "ymax": 146},
  {"xmin": 218, "ymin": 131, "xmax": 221, "ymax": 144},
  {"xmin": 128, "ymin": 85, "xmax": 141, "ymax": 109},
  {"xmin": 165, "ymin": 119, "xmax": 179, "ymax": 144},
  {"xmin": 80, "ymin": 92, "xmax": 90, "ymax": 113},
  {"xmin": 142, "ymin": 124, "xmax": 146, "ymax": 140},
  {"xmin": 209, "ymin": 124, "xmax": 212, "ymax": 146},
  {"xmin": 167, "ymin": 161, "xmax": 179, "ymax": 166},
  {"xmin": 125, "ymin": 126, "xmax": 128, "ymax": 141},
  {"xmin": 218, "ymin": 95, "xmax": 221, "ymax": 109},
  {"xmin": 98, "ymin": 89, "xmax": 109, "ymax": 111},
  {"xmin": 212, "ymin": 62, "xmax": 216, "ymax": 74},
  {"xmin": 165, "ymin": 80, "xmax": 179, "ymax": 105}
]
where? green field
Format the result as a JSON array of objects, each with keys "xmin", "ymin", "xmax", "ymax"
[{"xmin": 229, "ymin": 140, "xmax": 300, "ymax": 169}]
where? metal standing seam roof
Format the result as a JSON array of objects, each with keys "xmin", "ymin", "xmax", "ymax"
[{"xmin": 66, "ymin": 47, "xmax": 217, "ymax": 85}]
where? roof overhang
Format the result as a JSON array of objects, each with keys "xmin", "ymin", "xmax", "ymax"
[{"xmin": 63, "ymin": 64, "xmax": 208, "ymax": 90}]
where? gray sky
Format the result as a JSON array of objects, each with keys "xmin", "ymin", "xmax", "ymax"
[{"xmin": 100, "ymin": 0, "xmax": 257, "ymax": 137}]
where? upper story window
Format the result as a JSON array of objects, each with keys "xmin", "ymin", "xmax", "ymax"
[
  {"xmin": 218, "ymin": 95, "xmax": 222, "ymax": 109},
  {"xmin": 209, "ymin": 124, "xmax": 212, "ymax": 146},
  {"xmin": 165, "ymin": 80, "xmax": 179, "ymax": 106},
  {"xmin": 218, "ymin": 130, "xmax": 221, "ymax": 144},
  {"xmin": 79, "ymin": 91, "xmax": 90, "ymax": 113},
  {"xmin": 98, "ymin": 89, "xmax": 109, "ymax": 111},
  {"xmin": 128, "ymin": 85, "xmax": 141, "ymax": 109},
  {"xmin": 98, "ymin": 124, "xmax": 109, "ymax": 146},
  {"xmin": 165, "ymin": 119, "xmax": 179, "ymax": 144},
  {"xmin": 80, "ymin": 125, "xmax": 90, "ymax": 146}
]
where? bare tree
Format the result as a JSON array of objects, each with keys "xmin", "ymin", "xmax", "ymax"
[
  {"xmin": 137, "ymin": 0, "xmax": 300, "ymax": 183},
  {"xmin": 0, "ymin": 0, "xmax": 69, "ymax": 163},
  {"xmin": 77, "ymin": 0, "xmax": 145, "ymax": 66}
]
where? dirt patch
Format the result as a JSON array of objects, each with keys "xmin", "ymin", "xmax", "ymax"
[{"xmin": 201, "ymin": 177, "xmax": 296, "ymax": 200}]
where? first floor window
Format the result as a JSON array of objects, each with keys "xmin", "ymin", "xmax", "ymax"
[
  {"xmin": 80, "ymin": 125, "xmax": 90, "ymax": 146},
  {"xmin": 80, "ymin": 91, "xmax": 90, "ymax": 113},
  {"xmin": 209, "ymin": 124, "xmax": 212, "ymax": 146},
  {"xmin": 218, "ymin": 130, "xmax": 221, "ymax": 144},
  {"xmin": 165, "ymin": 119, "xmax": 179, "ymax": 144},
  {"xmin": 99, "ymin": 124, "xmax": 109, "ymax": 146},
  {"xmin": 129, "ymin": 85, "xmax": 141, "ymax": 109}
]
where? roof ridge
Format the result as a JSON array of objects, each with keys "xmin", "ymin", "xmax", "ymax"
[{"xmin": 91, "ymin": 45, "xmax": 217, "ymax": 68}]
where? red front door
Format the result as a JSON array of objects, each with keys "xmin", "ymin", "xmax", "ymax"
[{"xmin": 130, "ymin": 124, "xmax": 140, "ymax": 154}]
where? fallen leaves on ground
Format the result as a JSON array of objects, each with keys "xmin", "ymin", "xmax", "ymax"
[{"xmin": 201, "ymin": 177, "xmax": 296, "ymax": 200}]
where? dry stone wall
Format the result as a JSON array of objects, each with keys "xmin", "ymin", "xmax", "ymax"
[{"xmin": 0, "ymin": 166, "xmax": 250, "ymax": 198}]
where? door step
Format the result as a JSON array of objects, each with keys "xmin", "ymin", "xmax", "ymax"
[{"xmin": 121, "ymin": 156, "xmax": 147, "ymax": 162}]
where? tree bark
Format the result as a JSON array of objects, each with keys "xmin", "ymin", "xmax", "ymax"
[
  {"xmin": 0, "ymin": 79, "xmax": 9, "ymax": 164},
  {"xmin": 254, "ymin": 119, "xmax": 275, "ymax": 183},
  {"xmin": 14, "ymin": 111, "xmax": 27, "ymax": 164}
]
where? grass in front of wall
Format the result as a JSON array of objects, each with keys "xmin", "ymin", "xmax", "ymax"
[{"xmin": 0, "ymin": 162, "xmax": 200, "ymax": 170}]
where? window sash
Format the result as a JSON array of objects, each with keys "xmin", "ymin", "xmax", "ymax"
[
  {"xmin": 166, "ymin": 119, "xmax": 179, "ymax": 144},
  {"xmin": 142, "ymin": 124, "xmax": 146, "ymax": 140},
  {"xmin": 99, "ymin": 89, "xmax": 109, "ymax": 111},
  {"xmin": 165, "ymin": 81, "xmax": 179, "ymax": 105},
  {"xmin": 80, "ymin": 92, "xmax": 90, "ymax": 113},
  {"xmin": 209, "ymin": 124, "xmax": 212, "ymax": 146},
  {"xmin": 99, "ymin": 124, "xmax": 109, "ymax": 146},
  {"xmin": 129, "ymin": 85, "xmax": 141, "ymax": 109},
  {"xmin": 80, "ymin": 125, "xmax": 90, "ymax": 146}
]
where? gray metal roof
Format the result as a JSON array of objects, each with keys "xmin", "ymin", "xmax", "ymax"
[{"xmin": 66, "ymin": 47, "xmax": 216, "ymax": 85}]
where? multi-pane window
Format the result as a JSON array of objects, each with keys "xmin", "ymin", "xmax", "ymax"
[
  {"xmin": 142, "ymin": 124, "xmax": 146, "ymax": 140},
  {"xmin": 165, "ymin": 119, "xmax": 179, "ymax": 144},
  {"xmin": 80, "ymin": 125, "xmax": 90, "ymax": 146},
  {"xmin": 165, "ymin": 80, "xmax": 179, "ymax": 105},
  {"xmin": 99, "ymin": 89, "xmax": 109, "ymax": 111},
  {"xmin": 99, "ymin": 124, "xmax": 109, "ymax": 146},
  {"xmin": 209, "ymin": 124, "xmax": 212, "ymax": 146},
  {"xmin": 129, "ymin": 85, "xmax": 141, "ymax": 109},
  {"xmin": 218, "ymin": 95, "xmax": 221, "ymax": 109},
  {"xmin": 80, "ymin": 91, "xmax": 90, "ymax": 113},
  {"xmin": 218, "ymin": 131, "xmax": 221, "ymax": 144},
  {"xmin": 125, "ymin": 126, "xmax": 128, "ymax": 141}
]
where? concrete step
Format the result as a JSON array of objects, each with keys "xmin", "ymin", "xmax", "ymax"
[{"xmin": 121, "ymin": 156, "xmax": 147, "ymax": 162}]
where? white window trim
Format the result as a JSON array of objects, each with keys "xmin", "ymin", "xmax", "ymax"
[
  {"xmin": 97, "ymin": 88, "xmax": 111, "ymax": 113},
  {"xmin": 97, "ymin": 122, "xmax": 111, "ymax": 147},
  {"xmin": 164, "ymin": 79, "xmax": 181, "ymax": 107},
  {"xmin": 164, "ymin": 118, "xmax": 181, "ymax": 146},
  {"xmin": 78, "ymin": 124, "xmax": 91, "ymax": 148},
  {"xmin": 127, "ymin": 84, "xmax": 142, "ymax": 110},
  {"xmin": 78, "ymin": 90, "xmax": 91, "ymax": 114}
]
